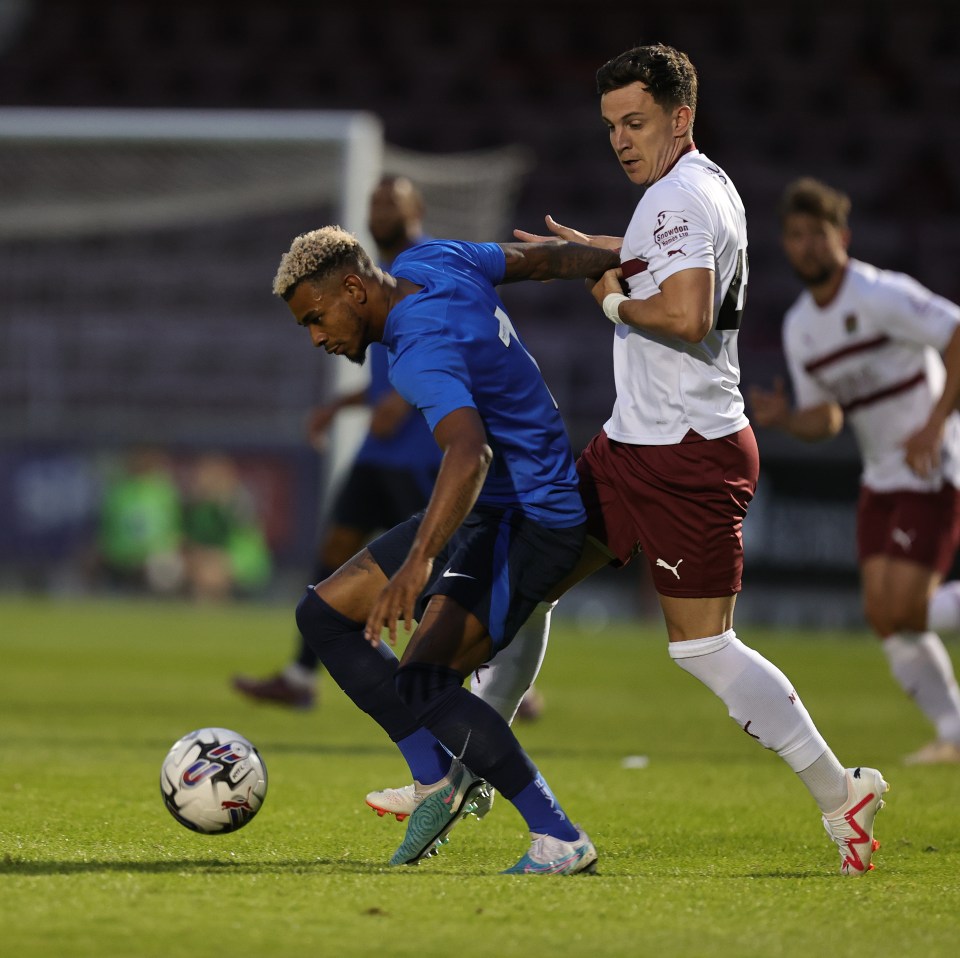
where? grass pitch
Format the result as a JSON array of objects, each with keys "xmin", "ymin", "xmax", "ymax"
[{"xmin": 2, "ymin": 595, "xmax": 959, "ymax": 957}]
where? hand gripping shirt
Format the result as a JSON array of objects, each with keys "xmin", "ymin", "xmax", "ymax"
[
  {"xmin": 783, "ymin": 259, "xmax": 960, "ymax": 493},
  {"xmin": 607, "ymin": 148, "xmax": 750, "ymax": 445},
  {"xmin": 382, "ymin": 240, "xmax": 585, "ymax": 528}
]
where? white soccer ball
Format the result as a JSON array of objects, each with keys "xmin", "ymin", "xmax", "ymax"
[{"xmin": 160, "ymin": 727, "xmax": 267, "ymax": 834}]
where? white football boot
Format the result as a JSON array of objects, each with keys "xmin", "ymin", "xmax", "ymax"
[
  {"xmin": 365, "ymin": 784, "xmax": 417, "ymax": 822},
  {"xmin": 502, "ymin": 826, "xmax": 598, "ymax": 875},
  {"xmin": 822, "ymin": 766, "xmax": 889, "ymax": 876},
  {"xmin": 366, "ymin": 777, "xmax": 495, "ymax": 822}
]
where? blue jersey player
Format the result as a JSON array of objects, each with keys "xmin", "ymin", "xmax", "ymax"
[
  {"xmin": 234, "ymin": 176, "xmax": 442, "ymax": 711},
  {"xmin": 272, "ymin": 226, "xmax": 618, "ymax": 874}
]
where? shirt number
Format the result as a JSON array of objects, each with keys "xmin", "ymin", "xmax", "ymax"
[
  {"xmin": 717, "ymin": 248, "xmax": 748, "ymax": 331},
  {"xmin": 496, "ymin": 306, "xmax": 518, "ymax": 346}
]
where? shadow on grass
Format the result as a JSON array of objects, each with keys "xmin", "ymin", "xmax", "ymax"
[
  {"xmin": 143, "ymin": 739, "xmax": 620, "ymax": 761},
  {"xmin": 744, "ymin": 870, "xmax": 822, "ymax": 880},
  {"xmin": 0, "ymin": 857, "xmax": 386, "ymax": 876},
  {"xmin": 188, "ymin": 740, "xmax": 625, "ymax": 762}
]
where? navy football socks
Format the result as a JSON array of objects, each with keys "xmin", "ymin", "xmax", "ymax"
[
  {"xmin": 295, "ymin": 588, "xmax": 449, "ymax": 783},
  {"xmin": 394, "ymin": 660, "xmax": 576, "ymax": 837}
]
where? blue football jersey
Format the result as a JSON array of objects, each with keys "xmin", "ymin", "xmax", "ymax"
[{"xmin": 383, "ymin": 240, "xmax": 585, "ymax": 528}]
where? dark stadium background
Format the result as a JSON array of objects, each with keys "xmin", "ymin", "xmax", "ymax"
[{"xmin": 1, "ymin": 0, "xmax": 957, "ymax": 625}]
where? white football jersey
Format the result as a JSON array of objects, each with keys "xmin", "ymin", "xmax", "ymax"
[
  {"xmin": 783, "ymin": 259, "xmax": 960, "ymax": 492},
  {"xmin": 605, "ymin": 148, "xmax": 750, "ymax": 445}
]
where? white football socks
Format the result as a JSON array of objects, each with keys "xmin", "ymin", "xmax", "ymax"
[
  {"xmin": 470, "ymin": 601, "xmax": 555, "ymax": 723},
  {"xmin": 883, "ymin": 632, "xmax": 960, "ymax": 744},
  {"xmin": 669, "ymin": 630, "xmax": 847, "ymax": 812},
  {"xmin": 927, "ymin": 580, "xmax": 960, "ymax": 632}
]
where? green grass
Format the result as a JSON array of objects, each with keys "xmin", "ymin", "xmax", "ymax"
[{"xmin": 2, "ymin": 596, "xmax": 959, "ymax": 957}]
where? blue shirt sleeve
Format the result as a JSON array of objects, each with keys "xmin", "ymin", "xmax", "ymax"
[
  {"xmin": 470, "ymin": 243, "xmax": 507, "ymax": 286},
  {"xmin": 390, "ymin": 335, "xmax": 477, "ymax": 433},
  {"xmin": 385, "ymin": 241, "xmax": 505, "ymax": 433}
]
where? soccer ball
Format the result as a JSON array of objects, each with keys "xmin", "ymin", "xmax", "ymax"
[{"xmin": 160, "ymin": 727, "xmax": 267, "ymax": 834}]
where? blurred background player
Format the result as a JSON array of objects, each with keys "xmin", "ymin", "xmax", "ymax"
[
  {"xmin": 232, "ymin": 175, "xmax": 544, "ymax": 719},
  {"xmin": 750, "ymin": 176, "xmax": 960, "ymax": 766}
]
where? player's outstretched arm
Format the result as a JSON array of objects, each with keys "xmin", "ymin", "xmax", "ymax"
[
  {"xmin": 498, "ymin": 240, "xmax": 620, "ymax": 283},
  {"xmin": 904, "ymin": 326, "xmax": 960, "ymax": 477},
  {"xmin": 364, "ymin": 406, "xmax": 491, "ymax": 647},
  {"xmin": 513, "ymin": 214, "xmax": 622, "ymax": 251},
  {"xmin": 748, "ymin": 378, "xmax": 843, "ymax": 442},
  {"xmin": 747, "ymin": 377, "xmax": 793, "ymax": 430},
  {"xmin": 305, "ymin": 387, "xmax": 369, "ymax": 449}
]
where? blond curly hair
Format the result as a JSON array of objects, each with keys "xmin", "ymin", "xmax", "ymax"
[{"xmin": 272, "ymin": 226, "xmax": 375, "ymax": 300}]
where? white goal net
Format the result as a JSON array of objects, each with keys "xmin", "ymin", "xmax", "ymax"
[{"xmin": 0, "ymin": 107, "xmax": 532, "ymax": 448}]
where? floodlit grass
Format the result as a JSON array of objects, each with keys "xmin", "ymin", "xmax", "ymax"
[{"xmin": 2, "ymin": 595, "xmax": 959, "ymax": 957}]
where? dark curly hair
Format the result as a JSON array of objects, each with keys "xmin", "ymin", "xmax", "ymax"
[{"xmin": 596, "ymin": 44, "xmax": 698, "ymax": 123}]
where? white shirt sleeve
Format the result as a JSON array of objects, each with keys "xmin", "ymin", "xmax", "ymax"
[
  {"xmin": 873, "ymin": 270, "xmax": 960, "ymax": 352},
  {"xmin": 622, "ymin": 180, "xmax": 715, "ymax": 298}
]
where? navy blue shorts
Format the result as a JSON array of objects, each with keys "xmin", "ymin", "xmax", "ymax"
[
  {"xmin": 367, "ymin": 506, "xmax": 585, "ymax": 652},
  {"xmin": 331, "ymin": 461, "xmax": 435, "ymax": 531}
]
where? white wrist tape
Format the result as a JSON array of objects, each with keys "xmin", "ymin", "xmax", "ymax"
[{"xmin": 602, "ymin": 292, "xmax": 628, "ymax": 325}]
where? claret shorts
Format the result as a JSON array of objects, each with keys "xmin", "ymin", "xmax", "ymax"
[{"xmin": 576, "ymin": 426, "xmax": 759, "ymax": 598}]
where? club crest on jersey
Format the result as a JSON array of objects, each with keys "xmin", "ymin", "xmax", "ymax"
[
  {"xmin": 844, "ymin": 312, "xmax": 858, "ymax": 333},
  {"xmin": 654, "ymin": 210, "xmax": 689, "ymax": 250}
]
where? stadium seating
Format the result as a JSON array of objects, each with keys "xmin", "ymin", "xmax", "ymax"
[{"xmin": 1, "ymin": 0, "xmax": 957, "ymax": 444}]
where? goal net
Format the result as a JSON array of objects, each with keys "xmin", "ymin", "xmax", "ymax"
[{"xmin": 0, "ymin": 107, "xmax": 532, "ymax": 450}]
